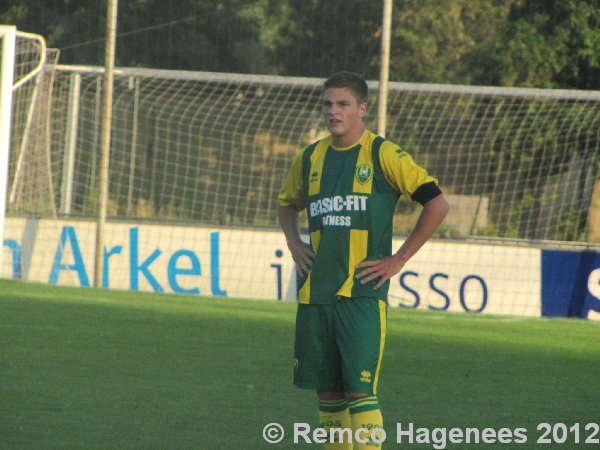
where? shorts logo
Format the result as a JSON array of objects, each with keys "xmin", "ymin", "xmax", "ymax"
[
  {"xmin": 360, "ymin": 370, "xmax": 372, "ymax": 383},
  {"xmin": 293, "ymin": 358, "xmax": 299, "ymax": 376},
  {"xmin": 355, "ymin": 164, "xmax": 373, "ymax": 185}
]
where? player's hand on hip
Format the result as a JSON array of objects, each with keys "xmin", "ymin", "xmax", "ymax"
[
  {"xmin": 289, "ymin": 240, "xmax": 315, "ymax": 277},
  {"xmin": 355, "ymin": 254, "xmax": 407, "ymax": 290}
]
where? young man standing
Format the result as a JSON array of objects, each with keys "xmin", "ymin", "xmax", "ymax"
[{"xmin": 278, "ymin": 71, "xmax": 449, "ymax": 449}]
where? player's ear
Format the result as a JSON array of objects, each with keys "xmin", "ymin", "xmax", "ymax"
[{"xmin": 358, "ymin": 101, "xmax": 368, "ymax": 119}]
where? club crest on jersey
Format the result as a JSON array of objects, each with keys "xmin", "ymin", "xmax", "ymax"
[{"xmin": 355, "ymin": 164, "xmax": 373, "ymax": 185}]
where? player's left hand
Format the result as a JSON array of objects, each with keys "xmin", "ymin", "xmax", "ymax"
[{"xmin": 355, "ymin": 254, "xmax": 407, "ymax": 290}]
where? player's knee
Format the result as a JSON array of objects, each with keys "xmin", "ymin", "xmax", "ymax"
[
  {"xmin": 317, "ymin": 390, "xmax": 345, "ymax": 401},
  {"xmin": 345, "ymin": 392, "xmax": 371, "ymax": 401}
]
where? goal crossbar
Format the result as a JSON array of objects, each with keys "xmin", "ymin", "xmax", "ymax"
[{"xmin": 56, "ymin": 64, "xmax": 600, "ymax": 100}]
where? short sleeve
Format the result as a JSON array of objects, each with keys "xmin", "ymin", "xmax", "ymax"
[
  {"xmin": 378, "ymin": 141, "xmax": 439, "ymax": 203},
  {"xmin": 278, "ymin": 150, "xmax": 306, "ymax": 210}
]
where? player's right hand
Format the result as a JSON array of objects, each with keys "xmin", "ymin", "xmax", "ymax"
[{"xmin": 288, "ymin": 240, "xmax": 315, "ymax": 276}]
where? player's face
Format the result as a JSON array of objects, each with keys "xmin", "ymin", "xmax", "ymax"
[{"xmin": 322, "ymin": 88, "xmax": 367, "ymax": 144}]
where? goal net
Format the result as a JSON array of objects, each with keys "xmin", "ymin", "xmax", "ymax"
[
  {"xmin": 2, "ymin": 48, "xmax": 600, "ymax": 316},
  {"xmin": 16, "ymin": 66, "xmax": 600, "ymax": 239},
  {"xmin": 6, "ymin": 30, "xmax": 60, "ymax": 216},
  {"xmin": 0, "ymin": 28, "xmax": 59, "ymax": 276}
]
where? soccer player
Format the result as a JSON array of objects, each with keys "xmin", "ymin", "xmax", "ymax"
[{"xmin": 278, "ymin": 71, "xmax": 449, "ymax": 449}]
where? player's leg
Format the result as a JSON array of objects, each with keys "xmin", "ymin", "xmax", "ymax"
[
  {"xmin": 335, "ymin": 297, "xmax": 387, "ymax": 449},
  {"xmin": 294, "ymin": 304, "xmax": 351, "ymax": 449},
  {"xmin": 317, "ymin": 390, "xmax": 352, "ymax": 450},
  {"xmin": 346, "ymin": 394, "xmax": 384, "ymax": 449}
]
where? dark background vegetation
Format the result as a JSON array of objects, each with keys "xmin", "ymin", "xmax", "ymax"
[{"xmin": 3, "ymin": 0, "xmax": 599, "ymax": 89}]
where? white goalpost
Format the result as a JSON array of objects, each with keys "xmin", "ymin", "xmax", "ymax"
[
  {"xmin": 7, "ymin": 30, "xmax": 47, "ymax": 207},
  {"xmin": 0, "ymin": 26, "xmax": 16, "ymax": 277},
  {"xmin": 0, "ymin": 27, "xmax": 56, "ymax": 279}
]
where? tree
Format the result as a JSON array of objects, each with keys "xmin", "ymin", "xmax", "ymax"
[
  {"xmin": 494, "ymin": 0, "xmax": 600, "ymax": 89},
  {"xmin": 1, "ymin": 0, "xmax": 106, "ymax": 65},
  {"xmin": 387, "ymin": 0, "xmax": 514, "ymax": 85},
  {"xmin": 2, "ymin": 0, "xmax": 598, "ymax": 88},
  {"xmin": 255, "ymin": 0, "xmax": 381, "ymax": 78}
]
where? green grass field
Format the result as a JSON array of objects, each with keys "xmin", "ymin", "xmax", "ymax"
[{"xmin": 1, "ymin": 279, "xmax": 599, "ymax": 449}]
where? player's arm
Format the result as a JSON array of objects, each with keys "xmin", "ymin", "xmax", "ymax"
[
  {"xmin": 278, "ymin": 205, "xmax": 314, "ymax": 276},
  {"xmin": 277, "ymin": 150, "xmax": 315, "ymax": 276},
  {"xmin": 356, "ymin": 143, "xmax": 449, "ymax": 289},
  {"xmin": 356, "ymin": 194, "xmax": 449, "ymax": 289}
]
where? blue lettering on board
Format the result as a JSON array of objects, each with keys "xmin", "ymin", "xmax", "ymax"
[
  {"xmin": 210, "ymin": 231, "xmax": 227, "ymax": 296},
  {"xmin": 168, "ymin": 249, "xmax": 201, "ymax": 295},
  {"xmin": 49, "ymin": 226, "xmax": 90, "ymax": 286},
  {"xmin": 129, "ymin": 227, "xmax": 163, "ymax": 292},
  {"xmin": 3, "ymin": 239, "xmax": 21, "ymax": 279}
]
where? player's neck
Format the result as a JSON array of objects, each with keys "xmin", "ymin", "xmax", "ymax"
[{"xmin": 331, "ymin": 127, "xmax": 366, "ymax": 149}]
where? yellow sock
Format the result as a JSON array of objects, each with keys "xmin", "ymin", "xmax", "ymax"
[
  {"xmin": 349, "ymin": 396, "xmax": 384, "ymax": 449},
  {"xmin": 319, "ymin": 399, "xmax": 352, "ymax": 450}
]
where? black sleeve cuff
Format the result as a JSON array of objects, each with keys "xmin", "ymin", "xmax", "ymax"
[{"xmin": 412, "ymin": 181, "xmax": 442, "ymax": 206}]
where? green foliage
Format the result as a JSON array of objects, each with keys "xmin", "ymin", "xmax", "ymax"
[
  {"xmin": 81, "ymin": 189, "xmax": 119, "ymax": 217},
  {"xmin": 255, "ymin": 0, "xmax": 381, "ymax": 77},
  {"xmin": 556, "ymin": 205, "xmax": 586, "ymax": 241},
  {"xmin": 389, "ymin": 0, "xmax": 512, "ymax": 85},
  {"xmin": 494, "ymin": 0, "xmax": 600, "ymax": 89},
  {"xmin": 2, "ymin": 0, "xmax": 599, "ymax": 88}
]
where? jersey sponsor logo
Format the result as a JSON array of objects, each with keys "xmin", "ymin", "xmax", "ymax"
[
  {"xmin": 309, "ymin": 195, "xmax": 368, "ymax": 217},
  {"xmin": 322, "ymin": 215, "xmax": 351, "ymax": 227},
  {"xmin": 355, "ymin": 164, "xmax": 373, "ymax": 185},
  {"xmin": 310, "ymin": 195, "xmax": 368, "ymax": 227}
]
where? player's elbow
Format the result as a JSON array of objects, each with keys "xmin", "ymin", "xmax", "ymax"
[
  {"xmin": 278, "ymin": 204, "xmax": 298, "ymax": 225},
  {"xmin": 427, "ymin": 193, "xmax": 450, "ymax": 219}
]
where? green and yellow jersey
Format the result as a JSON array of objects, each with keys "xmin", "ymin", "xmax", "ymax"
[{"xmin": 278, "ymin": 130, "xmax": 441, "ymax": 304}]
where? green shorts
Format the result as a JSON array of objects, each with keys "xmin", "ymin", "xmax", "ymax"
[{"xmin": 293, "ymin": 297, "xmax": 387, "ymax": 395}]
